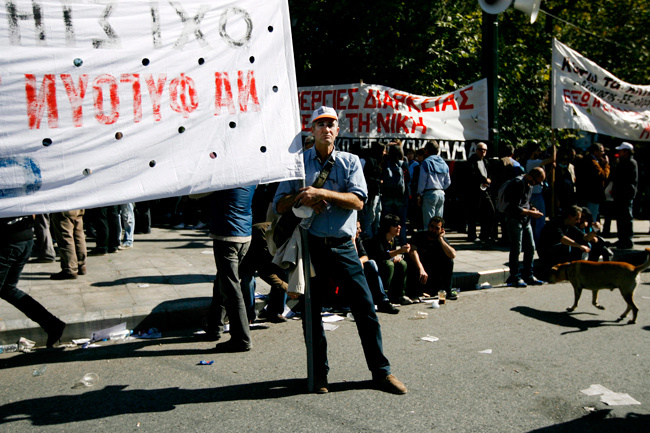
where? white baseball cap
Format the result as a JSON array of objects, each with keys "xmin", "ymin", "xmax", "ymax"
[
  {"xmin": 615, "ymin": 142, "xmax": 634, "ymax": 151},
  {"xmin": 310, "ymin": 106, "xmax": 338, "ymax": 123}
]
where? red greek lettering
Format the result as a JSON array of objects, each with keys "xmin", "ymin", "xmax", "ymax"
[
  {"xmin": 25, "ymin": 74, "xmax": 58, "ymax": 129},
  {"xmin": 364, "ymin": 89, "xmax": 378, "ymax": 108},
  {"xmin": 61, "ymin": 74, "xmax": 88, "ymax": 128},
  {"xmin": 348, "ymin": 88, "xmax": 359, "ymax": 109},
  {"xmin": 214, "ymin": 72, "xmax": 235, "ymax": 115},
  {"xmin": 120, "ymin": 74, "xmax": 142, "ymax": 123},
  {"xmin": 440, "ymin": 94, "xmax": 457, "ymax": 111},
  {"xmin": 459, "ymin": 86, "xmax": 474, "ymax": 110},
  {"xmin": 170, "ymin": 73, "xmax": 198, "ymax": 118},
  {"xmin": 237, "ymin": 70, "xmax": 260, "ymax": 112},
  {"xmin": 93, "ymin": 74, "xmax": 119, "ymax": 125},
  {"xmin": 145, "ymin": 74, "xmax": 167, "ymax": 122}
]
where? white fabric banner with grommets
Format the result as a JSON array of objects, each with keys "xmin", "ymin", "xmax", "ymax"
[
  {"xmin": 0, "ymin": 0, "xmax": 303, "ymax": 217},
  {"xmin": 552, "ymin": 39, "xmax": 650, "ymax": 141}
]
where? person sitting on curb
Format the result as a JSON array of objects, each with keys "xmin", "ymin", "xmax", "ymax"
[
  {"xmin": 365, "ymin": 214, "xmax": 414, "ymax": 305},
  {"xmin": 579, "ymin": 207, "xmax": 613, "ymax": 262},
  {"xmin": 354, "ymin": 221, "xmax": 399, "ymax": 314},
  {"xmin": 538, "ymin": 205, "xmax": 590, "ymax": 270},
  {"xmin": 408, "ymin": 216, "xmax": 458, "ymax": 301}
]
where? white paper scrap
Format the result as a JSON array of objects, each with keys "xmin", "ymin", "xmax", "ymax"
[
  {"xmin": 322, "ymin": 314, "xmax": 345, "ymax": 323},
  {"xmin": 91, "ymin": 322, "xmax": 127, "ymax": 342},
  {"xmin": 581, "ymin": 384, "xmax": 641, "ymax": 406},
  {"xmin": 479, "ymin": 349, "xmax": 493, "ymax": 354},
  {"xmin": 323, "ymin": 323, "xmax": 339, "ymax": 331},
  {"xmin": 421, "ymin": 335, "xmax": 439, "ymax": 342}
]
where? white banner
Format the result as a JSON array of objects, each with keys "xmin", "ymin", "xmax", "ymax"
[
  {"xmin": 552, "ymin": 39, "xmax": 650, "ymax": 141},
  {"xmin": 0, "ymin": 0, "xmax": 303, "ymax": 218},
  {"xmin": 298, "ymin": 80, "xmax": 489, "ymax": 141}
]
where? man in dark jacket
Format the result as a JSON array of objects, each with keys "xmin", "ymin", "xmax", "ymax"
[
  {"xmin": 611, "ymin": 142, "xmax": 638, "ymax": 249},
  {"xmin": 466, "ymin": 142, "xmax": 495, "ymax": 242},
  {"xmin": 501, "ymin": 167, "xmax": 546, "ymax": 287},
  {"xmin": 576, "ymin": 142, "xmax": 609, "ymax": 221}
]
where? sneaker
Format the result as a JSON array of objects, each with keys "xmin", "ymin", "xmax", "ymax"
[
  {"xmin": 506, "ymin": 278, "xmax": 527, "ymax": 288},
  {"xmin": 375, "ymin": 374, "xmax": 407, "ymax": 395},
  {"xmin": 398, "ymin": 296, "xmax": 414, "ymax": 305},
  {"xmin": 88, "ymin": 249, "xmax": 107, "ymax": 256},
  {"xmin": 314, "ymin": 376, "xmax": 329, "ymax": 394},
  {"xmin": 524, "ymin": 276, "xmax": 546, "ymax": 286},
  {"xmin": 49, "ymin": 271, "xmax": 78, "ymax": 280},
  {"xmin": 78, "ymin": 265, "xmax": 87, "ymax": 275},
  {"xmin": 118, "ymin": 244, "xmax": 133, "ymax": 250},
  {"xmin": 377, "ymin": 301, "xmax": 400, "ymax": 314}
]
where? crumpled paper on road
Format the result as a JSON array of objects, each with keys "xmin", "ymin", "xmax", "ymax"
[{"xmin": 581, "ymin": 384, "xmax": 640, "ymax": 406}]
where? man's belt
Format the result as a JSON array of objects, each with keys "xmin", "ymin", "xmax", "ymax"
[{"xmin": 308, "ymin": 235, "xmax": 351, "ymax": 247}]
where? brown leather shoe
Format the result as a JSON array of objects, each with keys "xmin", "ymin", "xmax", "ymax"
[
  {"xmin": 49, "ymin": 271, "xmax": 78, "ymax": 280},
  {"xmin": 376, "ymin": 374, "xmax": 407, "ymax": 394},
  {"xmin": 314, "ymin": 377, "xmax": 329, "ymax": 394}
]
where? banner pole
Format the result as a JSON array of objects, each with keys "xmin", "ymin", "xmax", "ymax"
[{"xmin": 300, "ymin": 176, "xmax": 315, "ymax": 393}]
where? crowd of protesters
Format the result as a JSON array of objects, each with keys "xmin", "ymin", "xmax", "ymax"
[{"xmin": 1, "ymin": 106, "xmax": 646, "ymax": 394}]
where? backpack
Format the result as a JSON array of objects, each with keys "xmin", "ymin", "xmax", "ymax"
[
  {"xmin": 382, "ymin": 161, "xmax": 405, "ymax": 198},
  {"xmin": 496, "ymin": 177, "xmax": 517, "ymax": 213}
]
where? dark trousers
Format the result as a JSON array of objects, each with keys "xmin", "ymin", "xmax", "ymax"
[
  {"xmin": 91, "ymin": 206, "xmax": 121, "ymax": 252},
  {"xmin": 0, "ymin": 239, "xmax": 63, "ymax": 334},
  {"xmin": 467, "ymin": 190, "xmax": 495, "ymax": 241},
  {"xmin": 615, "ymin": 199, "xmax": 634, "ymax": 244},
  {"xmin": 305, "ymin": 235, "xmax": 391, "ymax": 380},
  {"xmin": 209, "ymin": 240, "xmax": 251, "ymax": 346}
]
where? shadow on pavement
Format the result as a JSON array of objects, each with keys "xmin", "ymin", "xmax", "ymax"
[
  {"xmin": 90, "ymin": 274, "xmax": 214, "ymax": 287},
  {"xmin": 510, "ymin": 306, "xmax": 629, "ymax": 334},
  {"xmin": 0, "ymin": 378, "xmax": 308, "ymax": 426},
  {"xmin": 528, "ymin": 409, "xmax": 649, "ymax": 433}
]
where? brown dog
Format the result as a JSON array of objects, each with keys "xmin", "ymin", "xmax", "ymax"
[{"xmin": 548, "ymin": 248, "xmax": 650, "ymax": 324}]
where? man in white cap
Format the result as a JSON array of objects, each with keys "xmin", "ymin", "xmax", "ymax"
[
  {"xmin": 274, "ymin": 106, "xmax": 407, "ymax": 395},
  {"xmin": 611, "ymin": 142, "xmax": 638, "ymax": 249}
]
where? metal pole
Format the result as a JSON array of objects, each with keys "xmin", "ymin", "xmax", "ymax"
[
  {"xmin": 299, "ymin": 178, "xmax": 315, "ymax": 392},
  {"xmin": 482, "ymin": 11, "xmax": 500, "ymax": 158}
]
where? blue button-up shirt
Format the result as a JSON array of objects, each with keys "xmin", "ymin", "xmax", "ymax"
[{"xmin": 273, "ymin": 148, "xmax": 367, "ymax": 238}]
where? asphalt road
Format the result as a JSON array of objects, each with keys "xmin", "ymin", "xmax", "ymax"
[{"xmin": 0, "ymin": 276, "xmax": 649, "ymax": 432}]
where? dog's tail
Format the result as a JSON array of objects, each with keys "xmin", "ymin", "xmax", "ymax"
[{"xmin": 634, "ymin": 248, "xmax": 650, "ymax": 274}]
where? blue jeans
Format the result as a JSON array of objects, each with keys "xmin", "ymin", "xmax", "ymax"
[
  {"xmin": 119, "ymin": 203, "xmax": 135, "ymax": 246},
  {"xmin": 362, "ymin": 260, "xmax": 389, "ymax": 305},
  {"xmin": 422, "ymin": 190, "xmax": 445, "ymax": 229},
  {"xmin": 505, "ymin": 215, "xmax": 536, "ymax": 280},
  {"xmin": 210, "ymin": 240, "xmax": 251, "ymax": 346},
  {"xmin": 360, "ymin": 194, "xmax": 381, "ymax": 237},
  {"xmin": 306, "ymin": 236, "xmax": 391, "ymax": 380},
  {"xmin": 530, "ymin": 192, "xmax": 546, "ymax": 246}
]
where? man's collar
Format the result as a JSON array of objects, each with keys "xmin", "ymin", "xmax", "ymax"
[{"xmin": 308, "ymin": 146, "xmax": 337, "ymax": 165}]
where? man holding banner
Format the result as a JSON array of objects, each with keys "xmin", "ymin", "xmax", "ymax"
[{"xmin": 274, "ymin": 107, "xmax": 407, "ymax": 395}]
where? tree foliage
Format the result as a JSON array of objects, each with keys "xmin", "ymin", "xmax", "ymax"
[{"xmin": 288, "ymin": 0, "xmax": 649, "ymax": 148}]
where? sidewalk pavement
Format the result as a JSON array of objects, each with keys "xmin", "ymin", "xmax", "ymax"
[{"xmin": 2, "ymin": 220, "xmax": 649, "ymax": 346}]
